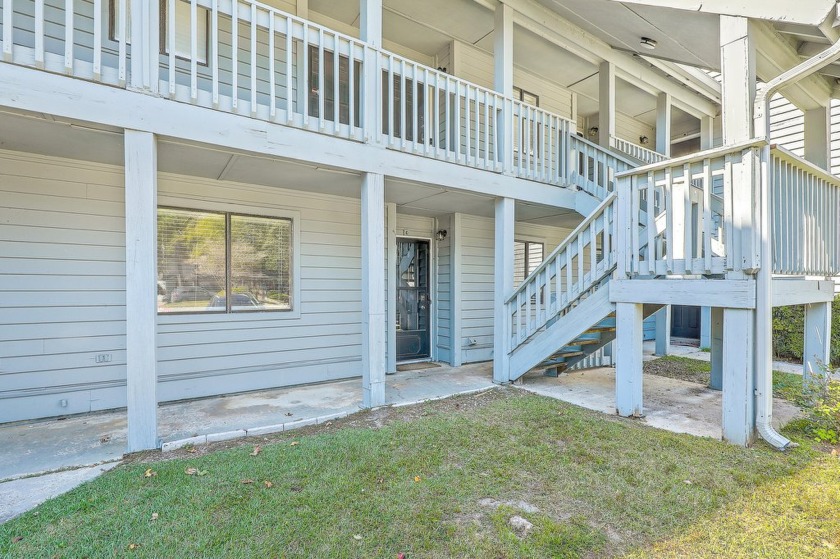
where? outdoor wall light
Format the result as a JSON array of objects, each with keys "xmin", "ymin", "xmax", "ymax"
[
  {"xmin": 640, "ymin": 37, "xmax": 657, "ymax": 50},
  {"xmin": 588, "ymin": 126, "xmax": 599, "ymax": 137},
  {"xmin": 639, "ymin": 135, "xmax": 649, "ymax": 145},
  {"xmin": 436, "ymin": 230, "xmax": 448, "ymax": 241}
]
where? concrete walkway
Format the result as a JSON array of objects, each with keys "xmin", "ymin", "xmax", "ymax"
[
  {"xmin": 0, "ymin": 362, "xmax": 494, "ymax": 524},
  {"xmin": 647, "ymin": 340, "xmax": 804, "ymax": 375}
]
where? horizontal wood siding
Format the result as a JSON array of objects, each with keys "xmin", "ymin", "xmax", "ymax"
[
  {"xmin": 0, "ymin": 150, "xmax": 127, "ymax": 422},
  {"xmin": 459, "ymin": 214, "xmax": 574, "ymax": 364},
  {"xmin": 769, "ymin": 93, "xmax": 804, "ymax": 157},
  {"xmin": 156, "ymin": 174, "xmax": 364, "ymax": 402}
]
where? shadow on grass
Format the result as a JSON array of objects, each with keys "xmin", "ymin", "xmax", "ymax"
[{"xmin": 0, "ymin": 389, "xmax": 835, "ymax": 559}]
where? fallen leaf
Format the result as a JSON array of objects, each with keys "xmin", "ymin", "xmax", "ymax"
[
  {"xmin": 150, "ymin": 513, "xmax": 159, "ymax": 521},
  {"xmin": 683, "ymin": 480, "xmax": 693, "ymax": 485},
  {"xmin": 353, "ymin": 534, "xmax": 363, "ymax": 541},
  {"xmin": 290, "ymin": 441, "xmax": 299, "ymax": 446},
  {"xmin": 377, "ymin": 478, "xmax": 384, "ymax": 484},
  {"xmin": 831, "ymin": 448, "xmax": 838, "ymax": 457},
  {"xmin": 264, "ymin": 480, "xmax": 274, "ymax": 488},
  {"xmin": 241, "ymin": 479, "xmax": 254, "ymax": 485},
  {"xmin": 99, "ymin": 434, "xmax": 112, "ymax": 444},
  {"xmin": 398, "ymin": 553, "xmax": 406, "ymax": 559},
  {"xmin": 12, "ymin": 536, "xmax": 23, "ymax": 543},
  {"xmin": 285, "ymin": 412, "xmax": 293, "ymax": 417},
  {"xmin": 143, "ymin": 468, "xmax": 157, "ymax": 478},
  {"xmin": 184, "ymin": 444, "xmax": 197, "ymax": 454},
  {"xmin": 414, "ymin": 476, "xmax": 421, "ymax": 482},
  {"xmin": 185, "ymin": 467, "xmax": 198, "ymax": 476},
  {"xmin": 326, "ymin": 421, "xmax": 333, "ymax": 426},
  {"xmin": 196, "ymin": 470, "xmax": 208, "ymax": 477},
  {"xmin": 250, "ymin": 445, "xmax": 261, "ymax": 457},
  {"xmin": 128, "ymin": 543, "xmax": 141, "ymax": 550}
]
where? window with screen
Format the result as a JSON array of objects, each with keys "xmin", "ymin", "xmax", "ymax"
[
  {"xmin": 157, "ymin": 208, "xmax": 292, "ymax": 313},
  {"xmin": 308, "ymin": 45, "xmax": 362, "ymax": 127}
]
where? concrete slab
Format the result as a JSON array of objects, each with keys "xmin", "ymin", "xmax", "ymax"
[
  {"xmin": 0, "ymin": 462, "xmax": 119, "ymax": 524},
  {"xmin": 519, "ymin": 367, "xmax": 801, "ymax": 440}
]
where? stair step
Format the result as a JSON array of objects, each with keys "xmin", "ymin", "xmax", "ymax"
[
  {"xmin": 574, "ymin": 333, "xmax": 602, "ymax": 345},
  {"xmin": 552, "ymin": 350, "xmax": 584, "ymax": 358},
  {"xmin": 593, "ymin": 317, "xmax": 616, "ymax": 329}
]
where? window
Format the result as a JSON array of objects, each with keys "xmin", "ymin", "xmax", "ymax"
[
  {"xmin": 514, "ymin": 240, "xmax": 544, "ymax": 286},
  {"xmin": 512, "ymin": 86, "xmax": 541, "ymax": 159},
  {"xmin": 308, "ymin": 45, "xmax": 362, "ymax": 127},
  {"xmin": 109, "ymin": 0, "xmax": 209, "ymax": 64},
  {"xmin": 513, "ymin": 86, "xmax": 539, "ymax": 108},
  {"xmin": 157, "ymin": 208, "xmax": 292, "ymax": 313}
]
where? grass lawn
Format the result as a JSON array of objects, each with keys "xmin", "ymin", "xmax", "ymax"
[{"xmin": 2, "ymin": 389, "xmax": 839, "ymax": 558}]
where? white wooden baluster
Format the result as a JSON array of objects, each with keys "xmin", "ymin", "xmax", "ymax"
[
  {"xmin": 525, "ymin": 282, "xmax": 532, "ymax": 335},
  {"xmin": 332, "ymin": 34, "xmax": 339, "ymax": 130},
  {"xmin": 349, "ymin": 41, "xmax": 356, "ymax": 134},
  {"xmin": 3, "ymin": 0, "xmax": 12, "ymax": 61},
  {"xmin": 474, "ymin": 88, "xmax": 480, "ymax": 164},
  {"xmin": 399, "ymin": 60, "xmax": 406, "ymax": 149},
  {"xmin": 423, "ymin": 68, "xmax": 430, "ymax": 154},
  {"xmin": 92, "ymin": 0, "xmax": 101, "ymax": 78},
  {"xmin": 212, "ymin": 0, "xmax": 219, "ymax": 107},
  {"xmin": 702, "ymin": 159, "xmax": 712, "ymax": 272},
  {"xmin": 34, "ymin": 0, "xmax": 44, "ymax": 67},
  {"xmin": 683, "ymin": 163, "xmax": 693, "ymax": 271},
  {"xmin": 645, "ymin": 172, "xmax": 655, "ymax": 275},
  {"xmin": 454, "ymin": 80, "xmax": 461, "ymax": 163},
  {"xmin": 192, "ymin": 0, "xmax": 200, "ymax": 102},
  {"xmin": 464, "ymin": 86, "xmax": 471, "ymax": 164},
  {"xmin": 433, "ymin": 73, "xmax": 441, "ymax": 158},
  {"xmin": 268, "ymin": 15, "xmax": 276, "ymax": 119},
  {"xmin": 318, "ymin": 29, "xmax": 324, "ymax": 129},
  {"xmin": 168, "ymin": 0, "xmax": 175, "ymax": 96},
  {"xmin": 300, "ymin": 24, "xmax": 307, "ymax": 124},
  {"xmin": 65, "ymin": 0, "xmax": 75, "ymax": 73},
  {"xmin": 284, "ymin": 17, "xmax": 292, "ymax": 123},
  {"xmin": 444, "ymin": 76, "xmax": 451, "ymax": 159},
  {"xmin": 248, "ymin": 4, "xmax": 257, "ymax": 113},
  {"xmin": 483, "ymin": 92, "xmax": 490, "ymax": 168},
  {"xmin": 412, "ymin": 66, "xmax": 419, "ymax": 150}
]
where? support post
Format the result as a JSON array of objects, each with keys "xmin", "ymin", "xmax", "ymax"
[
  {"xmin": 598, "ymin": 61, "xmax": 616, "ymax": 149},
  {"xmin": 360, "ymin": 0, "xmax": 382, "ymax": 47},
  {"xmin": 721, "ymin": 308, "xmax": 755, "ymax": 445},
  {"xmin": 125, "ymin": 129, "xmax": 158, "ymax": 452},
  {"xmin": 720, "ymin": 16, "xmax": 756, "ymax": 143},
  {"xmin": 360, "ymin": 0, "xmax": 382, "ymax": 145},
  {"xmin": 700, "ymin": 306, "xmax": 712, "ymax": 348},
  {"xmin": 804, "ymin": 106, "xmax": 830, "ymax": 170},
  {"xmin": 493, "ymin": 198, "xmax": 514, "ymax": 383},
  {"xmin": 451, "ymin": 213, "xmax": 464, "ymax": 367},
  {"xmin": 656, "ymin": 92, "xmax": 672, "ymax": 157},
  {"xmin": 708, "ymin": 307, "xmax": 724, "ymax": 390},
  {"xmin": 803, "ymin": 302, "xmax": 832, "ymax": 381},
  {"xmin": 616, "ymin": 303, "xmax": 644, "ymax": 417},
  {"xmin": 700, "ymin": 115, "xmax": 715, "ymax": 150},
  {"xmin": 386, "ymin": 202, "xmax": 397, "ymax": 374},
  {"xmin": 494, "ymin": 3, "xmax": 514, "ymax": 174},
  {"xmin": 296, "ymin": 0, "xmax": 308, "ymax": 18},
  {"xmin": 361, "ymin": 173, "xmax": 386, "ymax": 407},
  {"xmin": 654, "ymin": 307, "xmax": 670, "ymax": 356}
]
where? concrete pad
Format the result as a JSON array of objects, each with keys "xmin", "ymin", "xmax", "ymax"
[
  {"xmin": 519, "ymin": 367, "xmax": 801, "ymax": 440},
  {"xmin": 0, "ymin": 462, "xmax": 119, "ymax": 524}
]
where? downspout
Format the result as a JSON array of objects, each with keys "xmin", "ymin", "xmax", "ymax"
[{"xmin": 752, "ymin": 37, "xmax": 840, "ymax": 450}]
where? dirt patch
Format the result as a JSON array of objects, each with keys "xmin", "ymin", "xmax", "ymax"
[{"xmin": 644, "ymin": 356, "xmax": 711, "ymax": 385}]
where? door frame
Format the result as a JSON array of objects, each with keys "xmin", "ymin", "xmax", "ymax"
[{"xmin": 395, "ymin": 234, "xmax": 436, "ymax": 363}]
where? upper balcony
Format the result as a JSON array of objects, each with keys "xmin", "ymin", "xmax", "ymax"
[{"xmin": 0, "ymin": 0, "xmax": 719, "ymax": 204}]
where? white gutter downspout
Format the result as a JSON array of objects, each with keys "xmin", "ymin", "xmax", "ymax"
[{"xmin": 752, "ymin": 37, "xmax": 840, "ymax": 450}]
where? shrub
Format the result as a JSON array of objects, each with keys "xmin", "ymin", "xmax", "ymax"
[
  {"xmin": 772, "ymin": 296, "xmax": 840, "ymax": 367},
  {"xmin": 803, "ymin": 365, "xmax": 840, "ymax": 444}
]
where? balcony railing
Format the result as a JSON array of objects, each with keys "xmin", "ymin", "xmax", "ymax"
[
  {"xmin": 610, "ymin": 136, "xmax": 668, "ymax": 166},
  {"xmin": 0, "ymin": 0, "xmax": 647, "ymax": 192}
]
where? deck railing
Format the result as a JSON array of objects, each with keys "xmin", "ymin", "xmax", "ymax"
[
  {"xmin": 770, "ymin": 146, "xmax": 840, "ymax": 276},
  {"xmin": 616, "ymin": 140, "xmax": 765, "ymax": 278},
  {"xmin": 505, "ymin": 193, "xmax": 616, "ymax": 345},
  {"xmin": 610, "ymin": 136, "xmax": 668, "ymax": 165},
  {"xmin": 0, "ymin": 0, "xmax": 643, "ymax": 193}
]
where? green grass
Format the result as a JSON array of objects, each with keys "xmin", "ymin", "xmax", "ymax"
[{"xmin": 2, "ymin": 390, "xmax": 839, "ymax": 558}]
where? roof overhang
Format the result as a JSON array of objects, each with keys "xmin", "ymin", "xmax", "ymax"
[{"xmin": 606, "ymin": 0, "xmax": 839, "ymax": 27}]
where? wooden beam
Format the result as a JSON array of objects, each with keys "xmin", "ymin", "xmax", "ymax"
[
  {"xmin": 772, "ymin": 279, "xmax": 836, "ymax": 306},
  {"xmin": 722, "ymin": 307, "xmax": 756, "ymax": 446},
  {"xmin": 720, "ymin": 16, "xmax": 757, "ymax": 143},
  {"xmin": 125, "ymin": 129, "xmax": 158, "ymax": 452},
  {"xmin": 361, "ymin": 173, "xmax": 386, "ymax": 407},
  {"xmin": 655, "ymin": 92, "xmax": 671, "ymax": 156},
  {"xmin": 615, "ymin": 302, "xmax": 644, "ymax": 417},
  {"xmin": 493, "ymin": 197, "xmax": 514, "ymax": 384},
  {"xmin": 609, "ymin": 279, "xmax": 756, "ymax": 308},
  {"xmin": 708, "ymin": 307, "xmax": 724, "ymax": 390},
  {"xmin": 598, "ymin": 61, "xmax": 615, "ymax": 148}
]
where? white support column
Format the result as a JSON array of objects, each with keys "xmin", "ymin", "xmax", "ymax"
[
  {"xmin": 129, "ymin": 0, "xmax": 159, "ymax": 91},
  {"xmin": 803, "ymin": 302, "xmax": 832, "ymax": 381},
  {"xmin": 720, "ymin": 16, "xmax": 756, "ymax": 143},
  {"xmin": 360, "ymin": 0, "xmax": 382, "ymax": 47},
  {"xmin": 494, "ymin": 2, "xmax": 514, "ymax": 174},
  {"xmin": 125, "ymin": 129, "xmax": 158, "ymax": 452},
  {"xmin": 708, "ymin": 307, "xmax": 724, "ymax": 390},
  {"xmin": 361, "ymin": 173, "xmax": 386, "ymax": 407},
  {"xmin": 615, "ymin": 302, "xmax": 644, "ymax": 417},
  {"xmin": 451, "ymin": 213, "xmax": 464, "ymax": 367},
  {"xmin": 598, "ymin": 61, "xmax": 616, "ymax": 148},
  {"xmin": 493, "ymin": 197, "xmax": 514, "ymax": 384},
  {"xmin": 700, "ymin": 306, "xmax": 712, "ymax": 348},
  {"xmin": 721, "ymin": 308, "xmax": 755, "ymax": 445},
  {"xmin": 700, "ymin": 115, "xmax": 715, "ymax": 150},
  {"xmin": 654, "ymin": 307, "xmax": 670, "ymax": 356},
  {"xmin": 804, "ymin": 106, "xmax": 830, "ymax": 170},
  {"xmin": 656, "ymin": 92, "xmax": 672, "ymax": 157},
  {"xmin": 386, "ymin": 202, "xmax": 397, "ymax": 375}
]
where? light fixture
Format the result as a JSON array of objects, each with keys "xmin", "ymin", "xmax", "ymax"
[
  {"xmin": 436, "ymin": 230, "xmax": 448, "ymax": 241},
  {"xmin": 640, "ymin": 37, "xmax": 657, "ymax": 50},
  {"xmin": 588, "ymin": 126, "xmax": 599, "ymax": 137},
  {"xmin": 639, "ymin": 135, "xmax": 649, "ymax": 145}
]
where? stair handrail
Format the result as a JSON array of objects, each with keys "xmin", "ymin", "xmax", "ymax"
[
  {"xmin": 610, "ymin": 136, "xmax": 669, "ymax": 166},
  {"xmin": 506, "ymin": 193, "xmax": 617, "ymax": 347}
]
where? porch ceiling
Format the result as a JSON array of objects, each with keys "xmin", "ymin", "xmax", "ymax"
[{"xmin": 0, "ymin": 109, "xmax": 583, "ymax": 229}]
